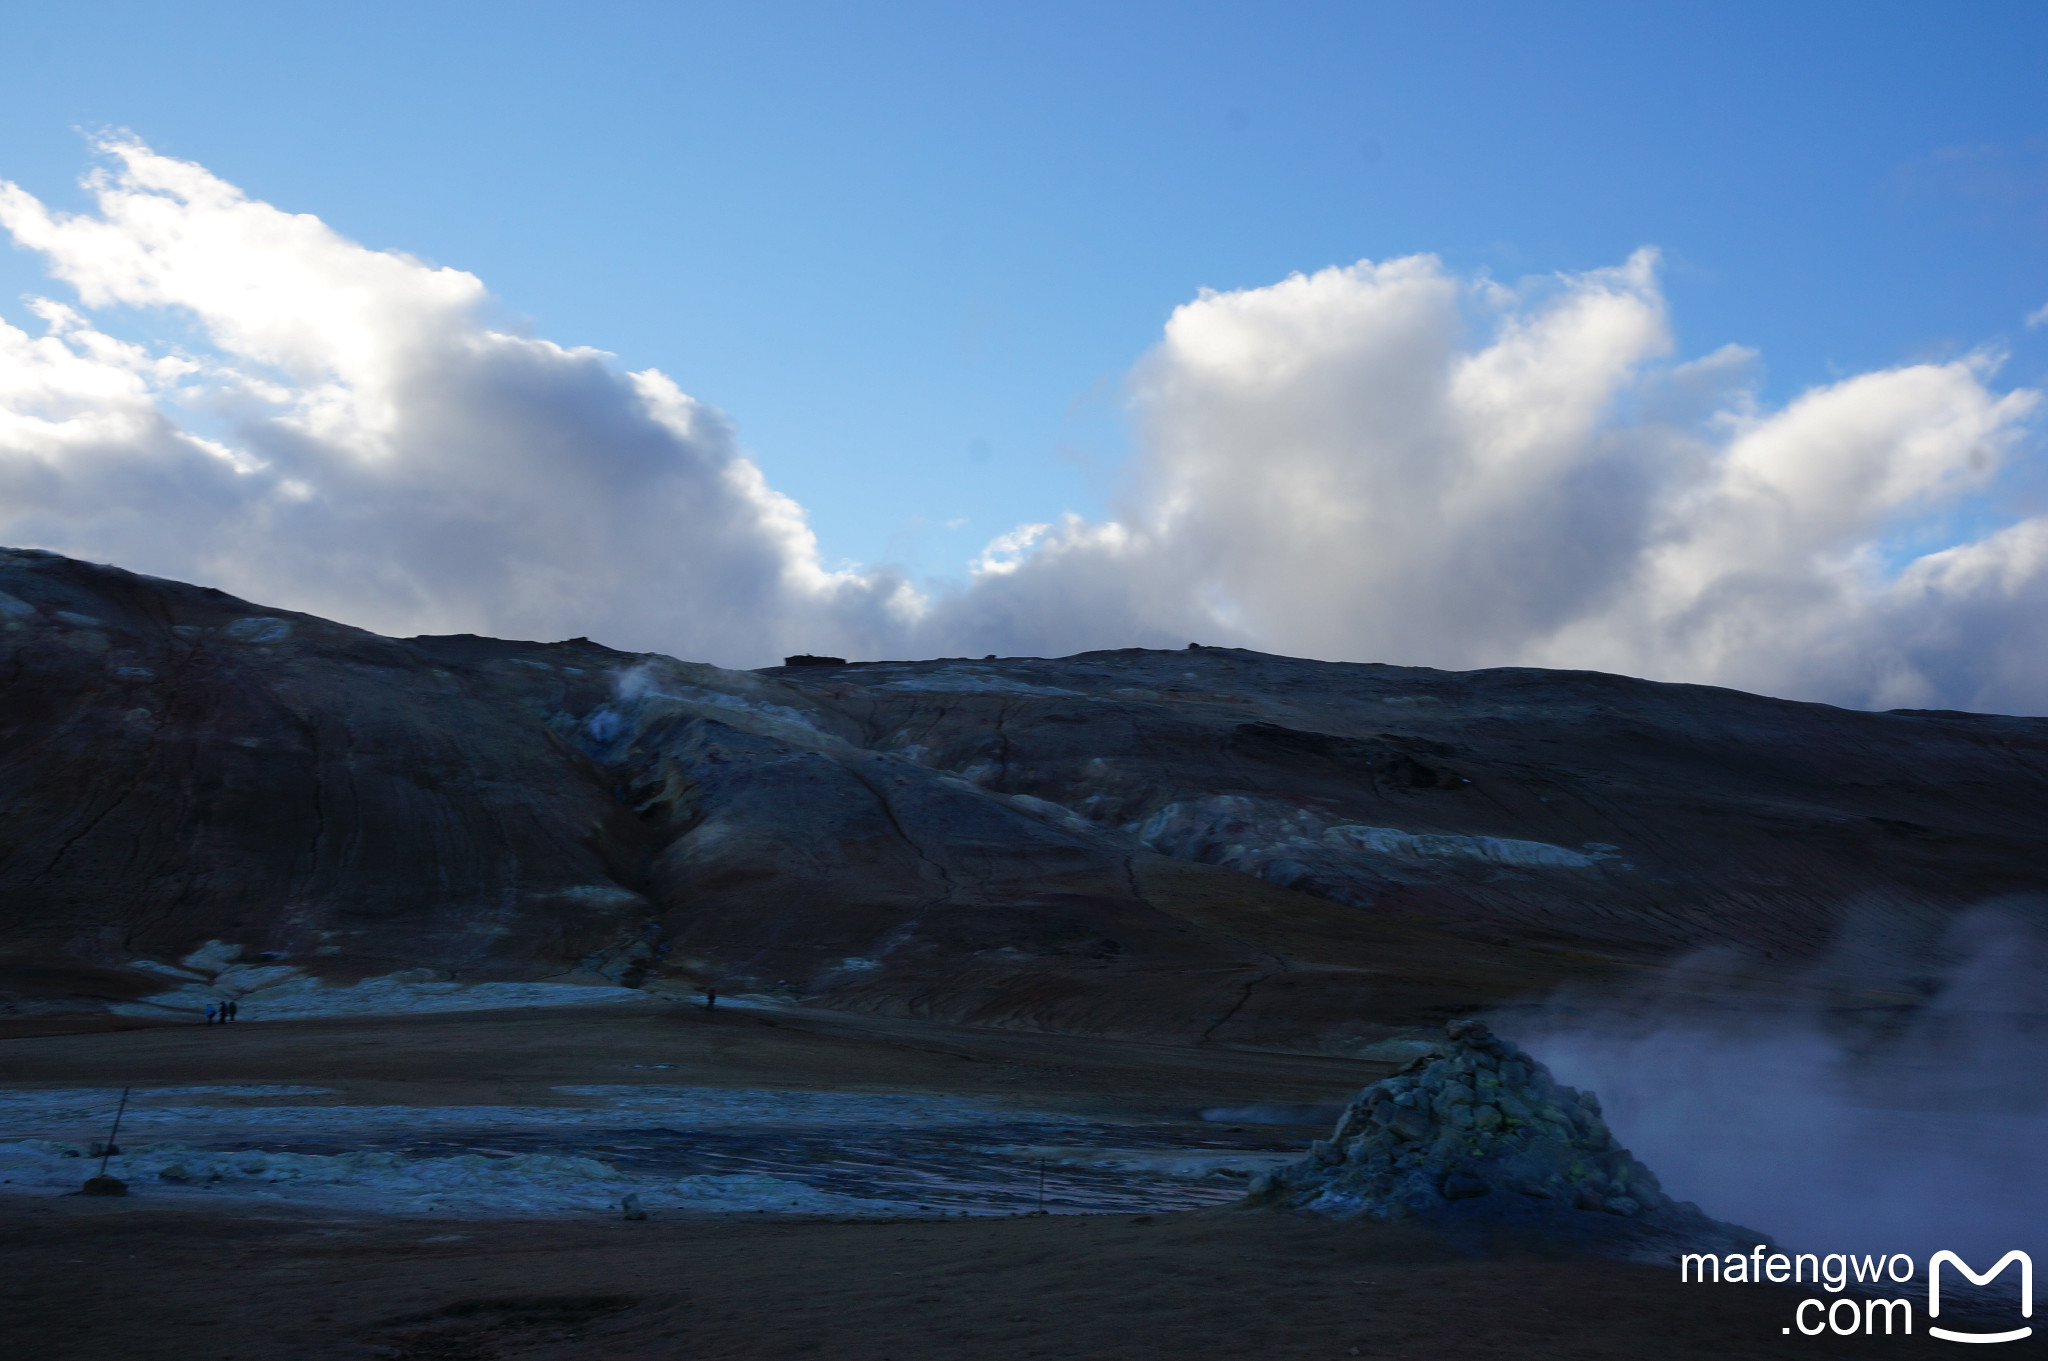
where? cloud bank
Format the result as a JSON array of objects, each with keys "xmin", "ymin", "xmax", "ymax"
[{"xmin": 1, "ymin": 139, "xmax": 2043, "ymax": 711}]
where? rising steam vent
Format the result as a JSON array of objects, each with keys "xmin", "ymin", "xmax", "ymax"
[{"xmin": 1249, "ymin": 1020, "xmax": 1763, "ymax": 1256}]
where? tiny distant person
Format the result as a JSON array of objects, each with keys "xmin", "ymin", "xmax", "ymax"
[
  {"xmin": 704, "ymin": 988, "xmax": 717, "ymax": 1011},
  {"xmin": 204, "ymin": 1002, "xmax": 217, "ymax": 1025},
  {"xmin": 227, "ymin": 999, "xmax": 239, "ymax": 1021}
]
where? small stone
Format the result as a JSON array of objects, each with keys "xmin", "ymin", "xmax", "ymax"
[
  {"xmin": 1442, "ymin": 1172, "xmax": 1490, "ymax": 1200},
  {"xmin": 621, "ymin": 1192, "xmax": 647, "ymax": 1221},
  {"xmin": 80, "ymin": 1176, "xmax": 126, "ymax": 1197}
]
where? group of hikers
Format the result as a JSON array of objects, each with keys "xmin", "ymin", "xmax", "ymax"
[{"xmin": 202, "ymin": 999, "xmax": 240, "ymax": 1024}]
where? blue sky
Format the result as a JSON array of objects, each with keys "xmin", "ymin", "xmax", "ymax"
[
  {"xmin": 4, "ymin": 1, "xmax": 2043, "ymax": 581},
  {"xmin": 1, "ymin": 2, "xmax": 2046, "ymax": 711}
]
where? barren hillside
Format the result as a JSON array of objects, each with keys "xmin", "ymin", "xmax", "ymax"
[{"xmin": 3, "ymin": 547, "xmax": 2042, "ymax": 1049}]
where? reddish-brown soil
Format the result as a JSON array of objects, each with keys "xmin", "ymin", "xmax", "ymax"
[{"xmin": 3, "ymin": 1196, "xmax": 1966, "ymax": 1361}]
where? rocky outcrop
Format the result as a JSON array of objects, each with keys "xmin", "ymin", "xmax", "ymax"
[
  {"xmin": 1249, "ymin": 1021, "xmax": 1763, "ymax": 1257},
  {"xmin": 761, "ymin": 652, "xmax": 2048, "ymax": 964},
  {"xmin": 0, "ymin": 550, "xmax": 659, "ymax": 1016},
  {"xmin": 2, "ymin": 547, "xmax": 2045, "ymax": 1046}
]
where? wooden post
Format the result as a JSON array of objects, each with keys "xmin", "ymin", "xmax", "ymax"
[
  {"xmin": 82, "ymin": 1088, "xmax": 131, "ymax": 1195},
  {"xmin": 96, "ymin": 1088, "xmax": 130, "ymax": 1178}
]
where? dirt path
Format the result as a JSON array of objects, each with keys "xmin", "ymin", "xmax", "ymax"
[{"xmin": 0, "ymin": 1001, "xmax": 1385, "ymax": 1116}]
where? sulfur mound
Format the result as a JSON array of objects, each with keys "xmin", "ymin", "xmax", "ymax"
[{"xmin": 1248, "ymin": 1020, "xmax": 1765, "ymax": 1258}]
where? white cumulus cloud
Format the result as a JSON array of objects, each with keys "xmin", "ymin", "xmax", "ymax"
[
  {"xmin": 0, "ymin": 136, "xmax": 918, "ymax": 662},
  {"xmin": 0, "ymin": 138, "xmax": 2043, "ymax": 712},
  {"xmin": 921, "ymin": 253, "xmax": 2044, "ymax": 713}
]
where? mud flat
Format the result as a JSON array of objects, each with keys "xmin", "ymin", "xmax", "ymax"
[{"xmin": 0, "ymin": 1005, "xmax": 1966, "ymax": 1359}]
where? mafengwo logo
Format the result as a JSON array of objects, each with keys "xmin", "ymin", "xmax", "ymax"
[{"xmin": 1680, "ymin": 1246, "xmax": 2033, "ymax": 1342}]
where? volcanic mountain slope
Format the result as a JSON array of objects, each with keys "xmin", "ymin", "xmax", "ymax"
[{"xmin": 1, "ymin": 548, "xmax": 2043, "ymax": 1049}]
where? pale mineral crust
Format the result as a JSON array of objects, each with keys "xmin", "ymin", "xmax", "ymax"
[{"xmin": 1250, "ymin": 1020, "xmax": 1765, "ymax": 1258}]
